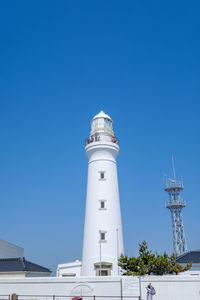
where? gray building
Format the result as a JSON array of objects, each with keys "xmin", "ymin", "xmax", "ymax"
[
  {"xmin": 0, "ymin": 240, "xmax": 24, "ymax": 259},
  {"xmin": 0, "ymin": 257, "xmax": 51, "ymax": 278},
  {"xmin": 0, "ymin": 240, "xmax": 51, "ymax": 277},
  {"xmin": 177, "ymin": 250, "xmax": 200, "ymax": 275}
]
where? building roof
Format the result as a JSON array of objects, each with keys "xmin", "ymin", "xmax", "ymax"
[
  {"xmin": 0, "ymin": 257, "xmax": 51, "ymax": 273},
  {"xmin": 176, "ymin": 251, "xmax": 200, "ymax": 263},
  {"xmin": 92, "ymin": 110, "xmax": 112, "ymax": 121},
  {"xmin": 58, "ymin": 259, "xmax": 82, "ymax": 268}
]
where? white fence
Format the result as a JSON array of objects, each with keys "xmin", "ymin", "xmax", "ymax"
[
  {"xmin": 0, "ymin": 277, "xmax": 139, "ymax": 300},
  {"xmin": 0, "ymin": 275, "xmax": 200, "ymax": 300},
  {"xmin": 140, "ymin": 275, "xmax": 200, "ymax": 300}
]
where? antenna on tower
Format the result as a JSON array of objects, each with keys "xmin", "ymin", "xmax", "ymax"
[{"xmin": 172, "ymin": 155, "xmax": 176, "ymax": 180}]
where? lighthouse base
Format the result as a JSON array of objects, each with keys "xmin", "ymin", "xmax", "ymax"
[{"xmin": 57, "ymin": 260, "xmax": 116, "ymax": 277}]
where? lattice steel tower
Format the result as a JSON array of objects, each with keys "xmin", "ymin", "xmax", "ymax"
[{"xmin": 164, "ymin": 158, "xmax": 187, "ymax": 256}]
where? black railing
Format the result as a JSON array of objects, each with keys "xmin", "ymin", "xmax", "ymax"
[{"xmin": 85, "ymin": 135, "xmax": 119, "ymax": 146}]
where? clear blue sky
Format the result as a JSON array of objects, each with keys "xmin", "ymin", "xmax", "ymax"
[{"xmin": 0, "ymin": 1, "xmax": 200, "ymax": 274}]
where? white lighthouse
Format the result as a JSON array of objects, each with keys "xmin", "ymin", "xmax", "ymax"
[{"xmin": 81, "ymin": 111, "xmax": 124, "ymax": 276}]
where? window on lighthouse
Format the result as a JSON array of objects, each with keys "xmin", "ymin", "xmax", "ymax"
[
  {"xmin": 100, "ymin": 231, "xmax": 106, "ymax": 242},
  {"xmin": 100, "ymin": 232, "xmax": 105, "ymax": 240},
  {"xmin": 100, "ymin": 172, "xmax": 104, "ymax": 179},
  {"xmin": 99, "ymin": 171, "xmax": 106, "ymax": 180},
  {"xmin": 104, "ymin": 118, "xmax": 112, "ymax": 129},
  {"xmin": 99, "ymin": 270, "xmax": 108, "ymax": 276},
  {"xmin": 100, "ymin": 201, "xmax": 105, "ymax": 209},
  {"xmin": 99, "ymin": 200, "xmax": 107, "ymax": 210}
]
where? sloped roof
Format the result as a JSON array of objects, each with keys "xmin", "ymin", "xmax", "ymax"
[
  {"xmin": 92, "ymin": 110, "xmax": 112, "ymax": 121},
  {"xmin": 0, "ymin": 257, "xmax": 51, "ymax": 273},
  {"xmin": 176, "ymin": 251, "xmax": 200, "ymax": 263}
]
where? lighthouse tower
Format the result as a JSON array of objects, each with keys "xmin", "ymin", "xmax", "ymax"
[{"xmin": 81, "ymin": 111, "xmax": 124, "ymax": 276}]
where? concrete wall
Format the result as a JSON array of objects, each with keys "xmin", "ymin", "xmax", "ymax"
[
  {"xmin": 0, "ymin": 276, "xmax": 124, "ymax": 298},
  {"xmin": 0, "ymin": 274, "xmax": 200, "ymax": 300},
  {"xmin": 140, "ymin": 275, "xmax": 200, "ymax": 300}
]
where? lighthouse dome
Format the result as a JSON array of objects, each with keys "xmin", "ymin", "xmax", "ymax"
[
  {"xmin": 90, "ymin": 110, "xmax": 114, "ymax": 136},
  {"xmin": 92, "ymin": 110, "xmax": 112, "ymax": 121}
]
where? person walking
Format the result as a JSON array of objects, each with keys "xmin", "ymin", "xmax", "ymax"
[{"xmin": 146, "ymin": 283, "xmax": 156, "ymax": 300}]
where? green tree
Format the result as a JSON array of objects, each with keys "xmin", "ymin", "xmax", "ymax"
[{"xmin": 118, "ymin": 241, "xmax": 192, "ymax": 275}]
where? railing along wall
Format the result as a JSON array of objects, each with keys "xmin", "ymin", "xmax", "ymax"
[{"xmin": 0, "ymin": 295, "xmax": 141, "ymax": 300}]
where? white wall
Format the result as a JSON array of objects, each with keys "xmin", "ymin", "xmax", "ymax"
[
  {"xmin": 0, "ymin": 274, "xmax": 200, "ymax": 300},
  {"xmin": 57, "ymin": 261, "xmax": 82, "ymax": 277},
  {"xmin": 0, "ymin": 276, "xmax": 125, "ymax": 298},
  {"xmin": 140, "ymin": 275, "xmax": 200, "ymax": 300}
]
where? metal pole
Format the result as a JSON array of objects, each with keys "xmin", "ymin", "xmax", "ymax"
[
  {"xmin": 139, "ymin": 276, "xmax": 142, "ymax": 300},
  {"xmin": 120, "ymin": 277, "xmax": 123, "ymax": 300},
  {"xmin": 116, "ymin": 228, "xmax": 119, "ymax": 275},
  {"xmin": 99, "ymin": 240, "xmax": 102, "ymax": 276}
]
